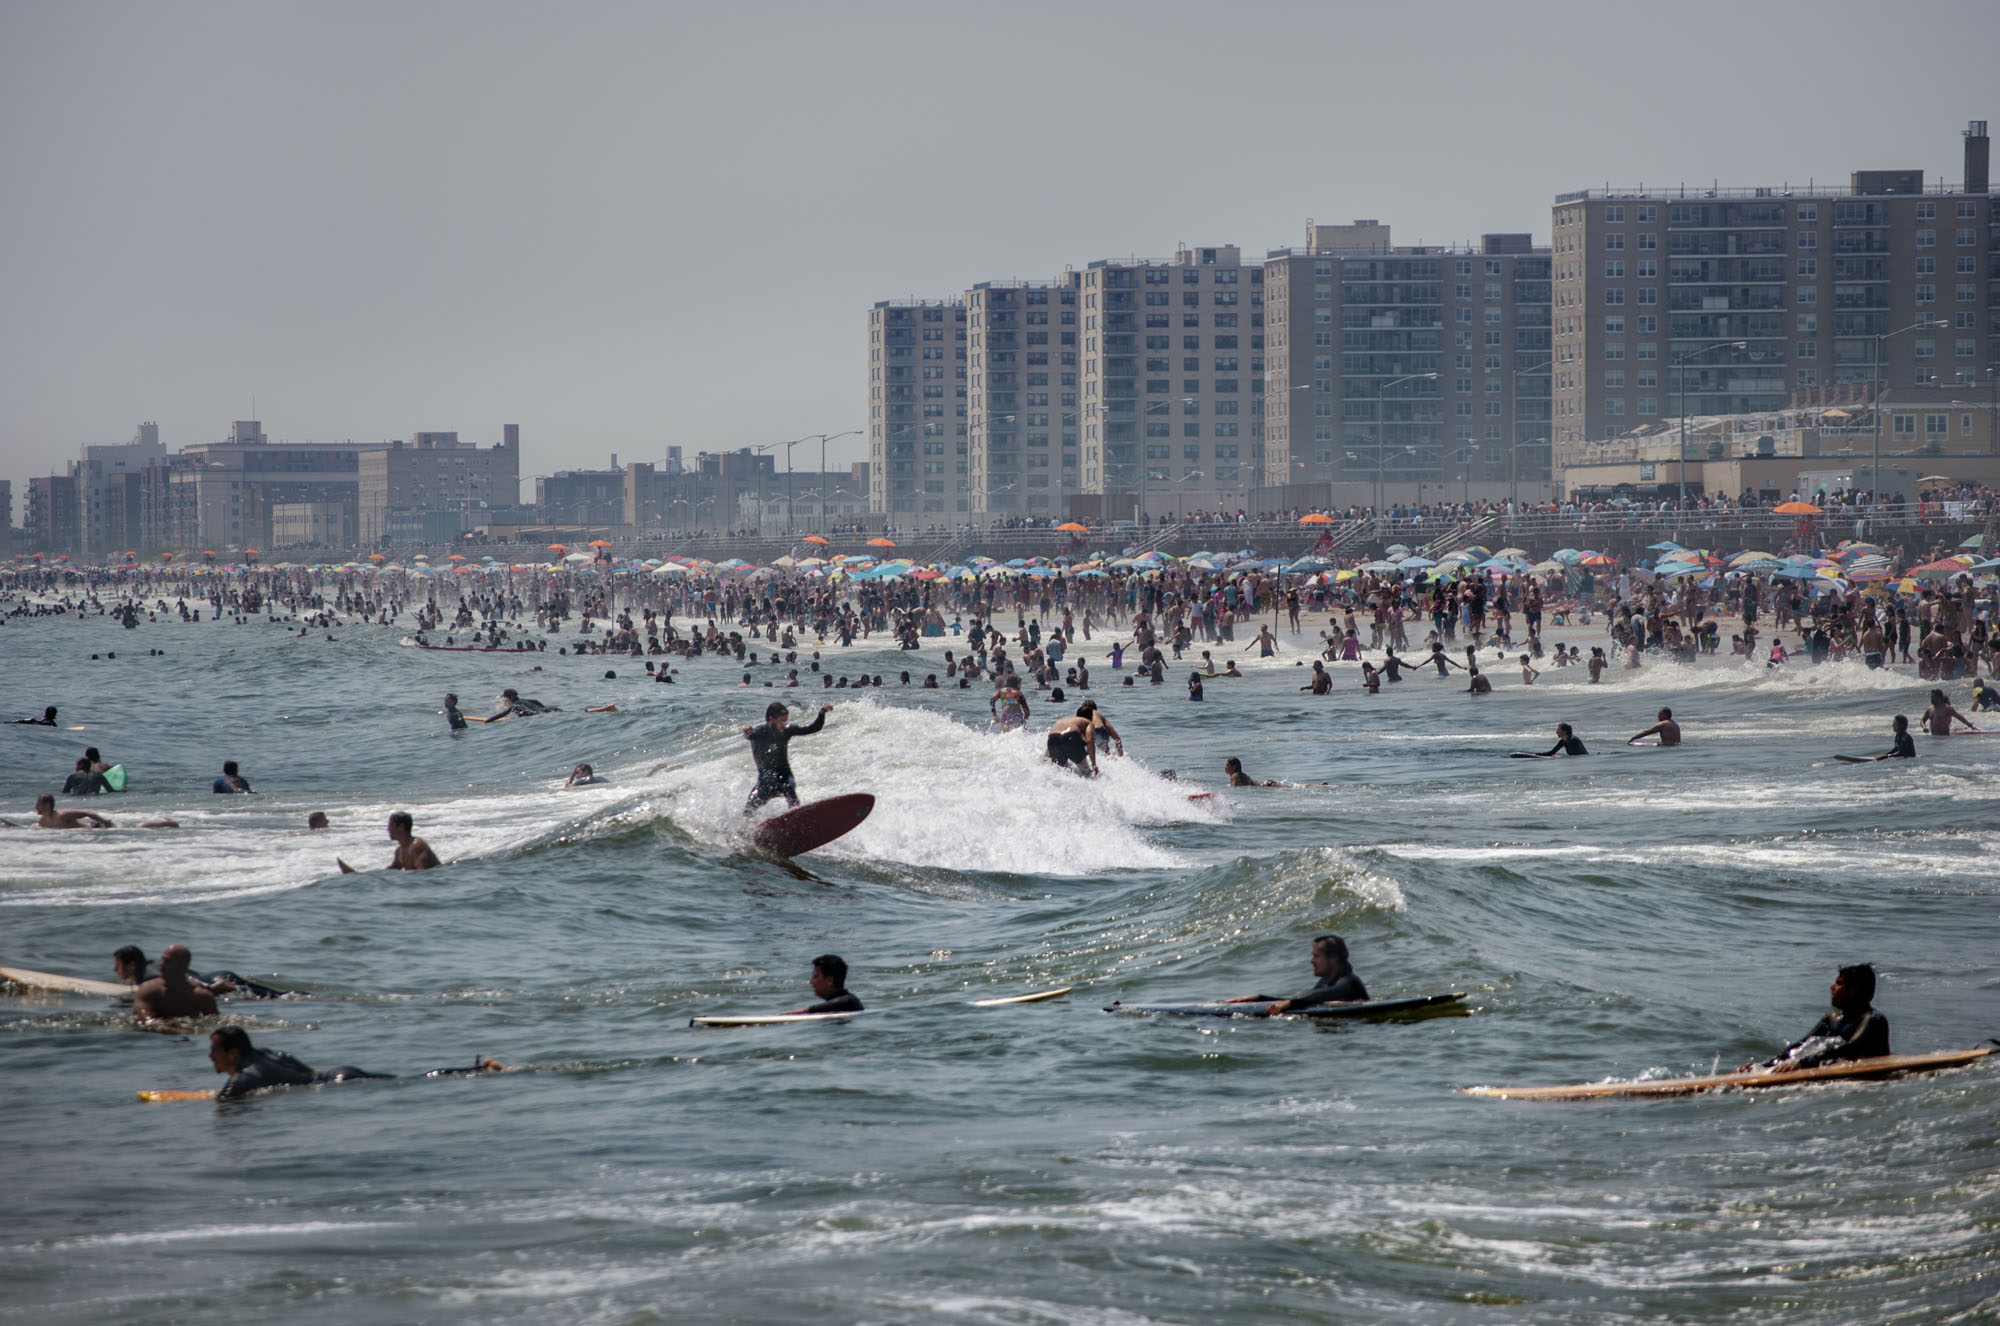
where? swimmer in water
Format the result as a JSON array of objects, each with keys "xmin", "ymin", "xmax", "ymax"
[
  {"xmin": 1223, "ymin": 757, "xmax": 1328, "ymax": 788},
  {"xmin": 13, "ymin": 706, "xmax": 58, "ymax": 726},
  {"xmin": 133, "ymin": 944, "xmax": 219, "ymax": 1022},
  {"xmin": 781, "ymin": 954, "xmax": 863, "ymax": 1015},
  {"xmin": 564, "ymin": 763, "xmax": 600, "ymax": 787},
  {"xmin": 1741, "ymin": 963, "xmax": 1889, "ymax": 1072},
  {"xmin": 212, "ymin": 760, "xmax": 252, "ymax": 793},
  {"xmin": 443, "ymin": 692, "xmax": 468, "ymax": 731},
  {"xmin": 742, "ymin": 702, "xmax": 831, "ymax": 813},
  {"xmin": 1627, "ymin": 707, "xmax": 1682, "ymax": 747},
  {"xmin": 115, "ymin": 944, "xmax": 287, "ymax": 1000},
  {"xmin": 1920, "ymin": 687, "xmax": 1979, "ymax": 736},
  {"xmin": 1224, "ymin": 934, "xmax": 1369, "ymax": 1014},
  {"xmin": 990, "ymin": 680, "xmax": 1030, "ymax": 730},
  {"xmin": 33, "ymin": 794, "xmax": 112, "ymax": 829},
  {"xmin": 342, "ymin": 810, "xmax": 440, "ymax": 872},
  {"xmin": 1529, "ymin": 723, "xmax": 1588, "ymax": 757},
  {"xmin": 207, "ymin": 1026, "xmax": 505, "ymax": 1100}
]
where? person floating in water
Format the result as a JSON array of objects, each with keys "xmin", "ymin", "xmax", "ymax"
[
  {"xmin": 207, "ymin": 1026, "xmax": 505, "ymax": 1100},
  {"xmin": 13, "ymin": 706, "xmax": 57, "ymax": 726},
  {"xmin": 338, "ymin": 811, "xmax": 441, "ymax": 873},
  {"xmin": 33, "ymin": 794, "xmax": 112, "ymax": 829},
  {"xmin": 1871, "ymin": 714, "xmax": 1918, "ymax": 761},
  {"xmin": 781, "ymin": 954, "xmax": 863, "ymax": 1015},
  {"xmin": 443, "ymin": 692, "xmax": 468, "ymax": 731},
  {"xmin": 212, "ymin": 760, "xmax": 252, "ymax": 793},
  {"xmin": 1743, "ymin": 963, "xmax": 1889, "ymax": 1071},
  {"xmin": 1528, "ymin": 723, "xmax": 1588, "ymax": 757},
  {"xmin": 115, "ymin": 944, "xmax": 288, "ymax": 1000},
  {"xmin": 1223, "ymin": 757, "xmax": 1327, "ymax": 788},
  {"xmin": 1224, "ymin": 934, "xmax": 1369, "ymax": 1015},
  {"xmin": 743, "ymin": 702, "xmax": 830, "ymax": 813},
  {"xmin": 990, "ymin": 679, "xmax": 1030, "ymax": 730}
]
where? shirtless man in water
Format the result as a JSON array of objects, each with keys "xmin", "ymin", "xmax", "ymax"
[
  {"xmin": 1627, "ymin": 707, "xmax": 1682, "ymax": 747},
  {"xmin": 337, "ymin": 811, "xmax": 440, "ymax": 872},
  {"xmin": 1920, "ymin": 688, "xmax": 1979, "ymax": 736},
  {"xmin": 34, "ymin": 794, "xmax": 112, "ymax": 829},
  {"xmin": 133, "ymin": 944, "xmax": 219, "ymax": 1022}
]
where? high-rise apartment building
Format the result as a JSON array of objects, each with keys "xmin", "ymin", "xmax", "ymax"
[
  {"xmin": 1264, "ymin": 223, "xmax": 1551, "ymax": 499},
  {"xmin": 25, "ymin": 475, "xmax": 79, "ymax": 553},
  {"xmin": 1077, "ymin": 245, "xmax": 1263, "ymax": 518},
  {"xmin": 356, "ymin": 428, "xmax": 520, "ymax": 543},
  {"xmin": 1552, "ymin": 120, "xmax": 1996, "ymax": 447},
  {"xmin": 867, "ymin": 300, "xmax": 967, "ymax": 521},
  {"xmin": 77, "ymin": 423, "xmax": 167, "ymax": 556},
  {"xmin": 965, "ymin": 274, "xmax": 1080, "ymax": 518}
]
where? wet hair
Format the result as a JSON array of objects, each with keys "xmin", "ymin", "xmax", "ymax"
[
  {"xmin": 75, "ymin": 757, "xmax": 92, "ymax": 771},
  {"xmin": 1929, "ymin": 688, "xmax": 1949, "ymax": 705},
  {"xmin": 502, "ymin": 688, "xmax": 519, "ymax": 699},
  {"xmin": 84, "ymin": 747, "xmax": 100, "ymax": 762},
  {"xmin": 306, "ymin": 812, "xmax": 329, "ymax": 829},
  {"xmin": 389, "ymin": 810, "xmax": 414, "ymax": 834},
  {"xmin": 1556, "ymin": 723, "xmax": 1573, "ymax": 737},
  {"xmin": 222, "ymin": 760, "xmax": 239, "ymax": 776},
  {"xmin": 211, "ymin": 1025, "xmax": 253, "ymax": 1055},
  {"xmin": 114, "ymin": 944, "xmax": 146, "ymax": 972},
  {"xmin": 1659, "ymin": 707, "xmax": 1673, "ymax": 720},
  {"xmin": 1224, "ymin": 757, "xmax": 1243, "ymax": 771},
  {"xmin": 1312, "ymin": 934, "xmax": 1350, "ymax": 967},
  {"xmin": 812, "ymin": 954, "xmax": 848, "ymax": 988},
  {"xmin": 1075, "ymin": 700, "xmax": 1097, "ymax": 717},
  {"xmin": 1837, "ymin": 963, "xmax": 1876, "ymax": 1006},
  {"xmin": 35, "ymin": 794, "xmax": 54, "ymax": 813},
  {"xmin": 1892, "ymin": 714, "xmax": 1909, "ymax": 730},
  {"xmin": 444, "ymin": 693, "xmax": 458, "ymax": 705},
  {"xmin": 766, "ymin": 701, "xmax": 789, "ymax": 720}
]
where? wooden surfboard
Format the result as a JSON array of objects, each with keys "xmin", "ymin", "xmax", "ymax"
[
  {"xmin": 137, "ymin": 1089, "xmax": 217, "ymax": 1103},
  {"xmin": 0, "ymin": 964, "xmax": 131, "ymax": 998},
  {"xmin": 752, "ymin": 793, "xmax": 875, "ymax": 857},
  {"xmin": 1461, "ymin": 1048, "xmax": 1995, "ymax": 1100}
]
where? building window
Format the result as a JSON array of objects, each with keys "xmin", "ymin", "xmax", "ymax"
[
  {"xmin": 1637, "ymin": 259, "xmax": 1657, "ymax": 278},
  {"xmin": 1797, "ymin": 258, "xmax": 1817, "ymax": 277},
  {"xmin": 1604, "ymin": 370, "xmax": 1625, "ymax": 388},
  {"xmin": 1637, "ymin": 233, "xmax": 1657, "ymax": 250},
  {"xmin": 1958, "ymin": 338, "xmax": 1977, "ymax": 359},
  {"xmin": 1637, "ymin": 288, "xmax": 1657, "ymax": 305},
  {"xmin": 1796, "ymin": 287, "xmax": 1817, "ymax": 306},
  {"xmin": 1797, "ymin": 313, "xmax": 1817, "ymax": 333},
  {"xmin": 1914, "ymin": 339, "xmax": 1935, "ymax": 359},
  {"xmin": 1605, "ymin": 289, "xmax": 1625, "ymax": 305},
  {"xmin": 1916, "ymin": 284, "xmax": 1935, "ymax": 304},
  {"xmin": 1637, "ymin": 341, "xmax": 1657, "ymax": 360},
  {"xmin": 1916, "ymin": 229, "xmax": 1936, "ymax": 249},
  {"xmin": 1605, "ymin": 260, "xmax": 1626, "ymax": 278},
  {"xmin": 1605, "ymin": 205, "xmax": 1624, "ymax": 223},
  {"xmin": 1605, "ymin": 342, "xmax": 1625, "ymax": 360},
  {"xmin": 1606, "ymin": 398, "xmax": 1625, "ymax": 416},
  {"xmin": 1796, "ymin": 341, "xmax": 1817, "ymax": 359},
  {"xmin": 1797, "ymin": 231, "xmax": 1818, "ymax": 251}
]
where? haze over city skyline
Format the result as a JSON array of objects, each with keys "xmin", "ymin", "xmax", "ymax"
[{"xmin": 3, "ymin": 0, "xmax": 1996, "ymax": 503}]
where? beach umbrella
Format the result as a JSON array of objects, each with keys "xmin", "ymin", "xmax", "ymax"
[
  {"xmin": 1398, "ymin": 555, "xmax": 1436, "ymax": 569},
  {"xmin": 1578, "ymin": 554, "xmax": 1615, "ymax": 567},
  {"xmin": 1959, "ymin": 534, "xmax": 1986, "ymax": 549},
  {"xmin": 563, "ymin": 551, "xmax": 592, "ymax": 563},
  {"xmin": 1531, "ymin": 559, "xmax": 1565, "ymax": 574},
  {"xmin": 1773, "ymin": 501, "xmax": 1823, "ymax": 515},
  {"xmin": 1772, "ymin": 564, "xmax": 1823, "ymax": 580},
  {"xmin": 1297, "ymin": 513, "xmax": 1334, "ymax": 524},
  {"xmin": 1461, "ymin": 545, "xmax": 1493, "ymax": 559},
  {"xmin": 1057, "ymin": 521, "xmax": 1089, "ymax": 532},
  {"xmin": 1647, "ymin": 541, "xmax": 1684, "ymax": 552},
  {"xmin": 1494, "ymin": 547, "xmax": 1529, "ymax": 558},
  {"xmin": 1916, "ymin": 474, "xmax": 1957, "ymax": 487},
  {"xmin": 588, "ymin": 539, "xmax": 612, "ymax": 548},
  {"xmin": 447, "ymin": 554, "xmax": 467, "ymax": 561},
  {"xmin": 1551, "ymin": 548, "xmax": 1582, "ymax": 563},
  {"xmin": 1384, "ymin": 544, "xmax": 1410, "ymax": 557},
  {"xmin": 800, "ymin": 535, "xmax": 830, "ymax": 545},
  {"xmin": 867, "ymin": 537, "xmax": 897, "ymax": 548}
]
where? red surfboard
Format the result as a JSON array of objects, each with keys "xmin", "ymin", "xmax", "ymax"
[{"xmin": 753, "ymin": 793, "xmax": 875, "ymax": 857}]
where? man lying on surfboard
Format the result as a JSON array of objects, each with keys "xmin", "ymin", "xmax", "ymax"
[
  {"xmin": 1222, "ymin": 934, "xmax": 1369, "ymax": 1015},
  {"xmin": 1742, "ymin": 963, "xmax": 1889, "ymax": 1072},
  {"xmin": 781, "ymin": 954, "xmax": 863, "ymax": 1015},
  {"xmin": 208, "ymin": 1026, "xmax": 504, "ymax": 1100}
]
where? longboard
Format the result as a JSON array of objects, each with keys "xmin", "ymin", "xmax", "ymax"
[
  {"xmin": 1106, "ymin": 992, "xmax": 1468, "ymax": 1019},
  {"xmin": 1461, "ymin": 1048, "xmax": 1995, "ymax": 1100},
  {"xmin": 752, "ymin": 793, "xmax": 875, "ymax": 857},
  {"xmin": 689, "ymin": 1010, "xmax": 873, "ymax": 1028},
  {"xmin": 1834, "ymin": 754, "xmax": 1884, "ymax": 764},
  {"xmin": 969, "ymin": 986, "xmax": 1072, "ymax": 1007},
  {"xmin": 0, "ymin": 964, "xmax": 131, "ymax": 998},
  {"xmin": 137, "ymin": 1089, "xmax": 217, "ymax": 1103}
]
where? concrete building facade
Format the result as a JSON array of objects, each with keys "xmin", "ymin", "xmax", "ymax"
[
  {"xmin": 1264, "ymin": 222, "xmax": 1552, "ymax": 505},
  {"xmin": 868, "ymin": 299, "xmax": 967, "ymax": 522},
  {"xmin": 357, "ymin": 428, "xmax": 520, "ymax": 544},
  {"xmin": 25, "ymin": 475, "xmax": 79, "ymax": 553},
  {"xmin": 1552, "ymin": 121, "xmax": 1997, "ymax": 469},
  {"xmin": 1077, "ymin": 245, "xmax": 1264, "ymax": 519},
  {"xmin": 965, "ymin": 274, "xmax": 1080, "ymax": 519}
]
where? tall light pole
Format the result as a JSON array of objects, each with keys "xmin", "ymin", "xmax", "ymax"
[
  {"xmin": 1360, "ymin": 372, "xmax": 1438, "ymax": 517},
  {"xmin": 1508, "ymin": 356, "xmax": 1552, "ymax": 512},
  {"xmin": 1673, "ymin": 340, "xmax": 1748, "ymax": 506},
  {"xmin": 799, "ymin": 430, "xmax": 862, "ymax": 532},
  {"xmin": 1870, "ymin": 318, "xmax": 1946, "ymax": 510}
]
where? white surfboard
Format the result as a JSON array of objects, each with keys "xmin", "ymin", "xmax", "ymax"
[
  {"xmin": 688, "ymin": 1010, "xmax": 873, "ymax": 1028},
  {"xmin": 0, "ymin": 964, "xmax": 131, "ymax": 998},
  {"xmin": 969, "ymin": 986, "xmax": 1072, "ymax": 1007}
]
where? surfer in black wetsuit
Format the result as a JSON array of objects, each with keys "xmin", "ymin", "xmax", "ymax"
[
  {"xmin": 207, "ymin": 1026, "xmax": 502, "ymax": 1099},
  {"xmin": 1745, "ymin": 963, "xmax": 1889, "ymax": 1071},
  {"xmin": 115, "ymin": 945, "xmax": 290, "ymax": 1000},
  {"xmin": 1532, "ymin": 722, "xmax": 1588, "ymax": 757},
  {"xmin": 1224, "ymin": 934, "xmax": 1369, "ymax": 1014},
  {"xmin": 782, "ymin": 954, "xmax": 863, "ymax": 1014},
  {"xmin": 443, "ymin": 692, "xmax": 467, "ymax": 731},
  {"xmin": 1880, "ymin": 714, "xmax": 1917, "ymax": 759},
  {"xmin": 742, "ymin": 701, "xmax": 830, "ymax": 812}
]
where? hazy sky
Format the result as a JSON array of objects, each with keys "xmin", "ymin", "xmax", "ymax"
[{"xmin": 3, "ymin": 0, "xmax": 1996, "ymax": 503}]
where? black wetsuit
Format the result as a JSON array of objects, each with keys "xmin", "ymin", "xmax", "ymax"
[
  {"xmin": 444, "ymin": 703, "xmax": 467, "ymax": 731},
  {"xmin": 62, "ymin": 770, "xmax": 112, "ymax": 796},
  {"xmin": 217, "ymin": 1047, "xmax": 390, "ymax": 1100},
  {"xmin": 1047, "ymin": 727, "xmax": 1091, "ymax": 769},
  {"xmin": 1887, "ymin": 730, "xmax": 1916, "ymax": 759},
  {"xmin": 1765, "ymin": 1006, "xmax": 1890, "ymax": 1069},
  {"xmin": 1251, "ymin": 971, "xmax": 1370, "ymax": 1010},
  {"xmin": 1540, "ymin": 735, "xmax": 1589, "ymax": 757},
  {"xmin": 745, "ymin": 711, "xmax": 825, "ymax": 811},
  {"xmin": 802, "ymin": 990, "xmax": 863, "ymax": 1014}
]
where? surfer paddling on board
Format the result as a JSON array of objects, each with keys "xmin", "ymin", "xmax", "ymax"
[
  {"xmin": 1627, "ymin": 707, "xmax": 1682, "ymax": 747},
  {"xmin": 116, "ymin": 945, "xmax": 288, "ymax": 1000},
  {"xmin": 1853, "ymin": 715, "xmax": 1919, "ymax": 762},
  {"xmin": 207, "ymin": 1026, "xmax": 505, "ymax": 1100},
  {"xmin": 13, "ymin": 706, "xmax": 58, "ymax": 726},
  {"xmin": 1223, "ymin": 758, "xmax": 1328, "ymax": 788},
  {"xmin": 1741, "ymin": 963, "xmax": 1889, "ymax": 1072},
  {"xmin": 1526, "ymin": 723, "xmax": 1588, "ymax": 757},
  {"xmin": 133, "ymin": 945, "xmax": 219, "ymax": 1022},
  {"xmin": 33, "ymin": 794, "xmax": 113, "ymax": 829},
  {"xmin": 1223, "ymin": 934, "xmax": 1369, "ymax": 1015},
  {"xmin": 781, "ymin": 954, "xmax": 863, "ymax": 1015},
  {"xmin": 742, "ymin": 702, "xmax": 831, "ymax": 813}
]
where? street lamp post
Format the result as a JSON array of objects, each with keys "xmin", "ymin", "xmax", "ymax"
[
  {"xmin": 795, "ymin": 430, "xmax": 862, "ymax": 531},
  {"xmin": 1360, "ymin": 372, "xmax": 1437, "ymax": 519},
  {"xmin": 1870, "ymin": 318, "xmax": 1947, "ymax": 514},
  {"xmin": 1508, "ymin": 356, "xmax": 1552, "ymax": 512},
  {"xmin": 1673, "ymin": 340, "xmax": 1748, "ymax": 508}
]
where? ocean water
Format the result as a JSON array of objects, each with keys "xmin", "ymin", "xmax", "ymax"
[{"xmin": 2, "ymin": 605, "xmax": 1998, "ymax": 1323}]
